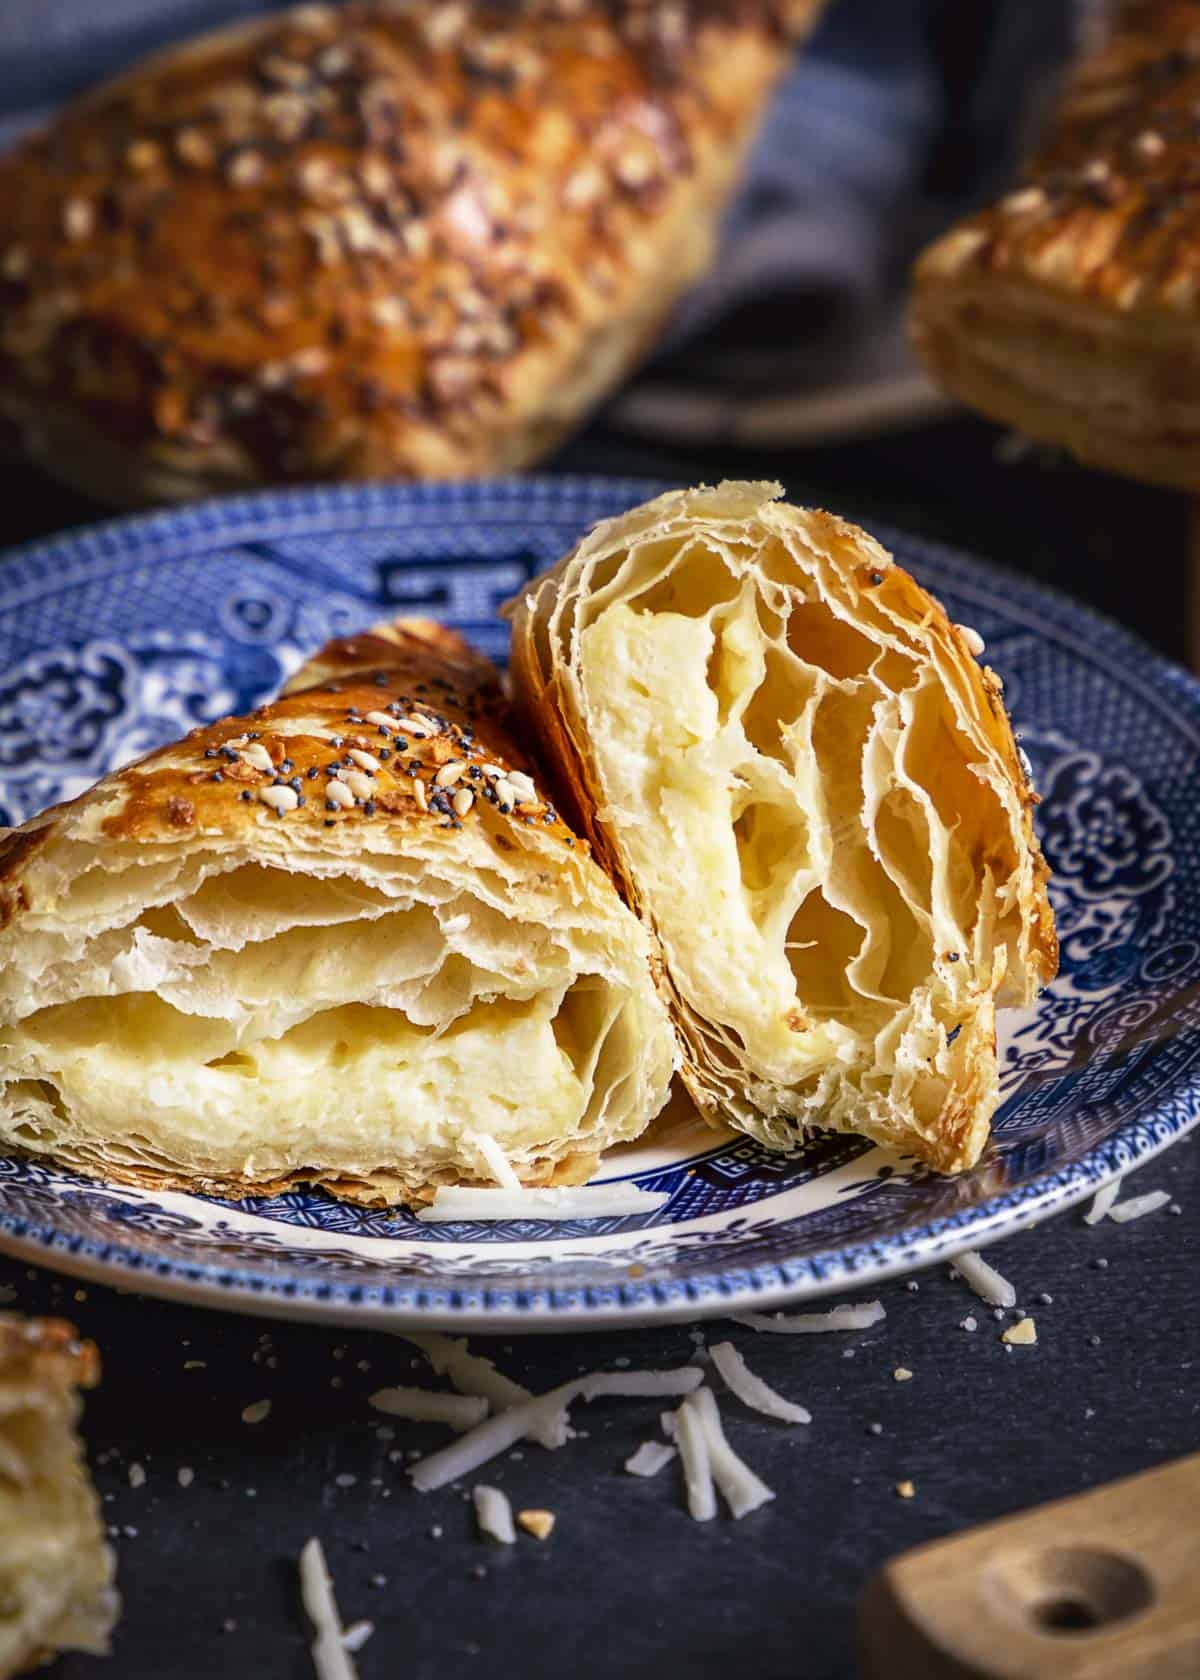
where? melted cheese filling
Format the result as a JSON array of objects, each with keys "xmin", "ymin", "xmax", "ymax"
[
  {"xmin": 3, "ymin": 992, "xmax": 589, "ymax": 1182},
  {"xmin": 578, "ymin": 559, "xmax": 1003, "ymax": 1099},
  {"xmin": 0, "ymin": 860, "xmax": 641, "ymax": 1192}
]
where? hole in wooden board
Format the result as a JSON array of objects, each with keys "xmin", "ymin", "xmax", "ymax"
[
  {"xmin": 989, "ymin": 1544, "xmax": 1155, "ymax": 1638},
  {"xmin": 1034, "ymin": 1597, "xmax": 1100, "ymax": 1633}
]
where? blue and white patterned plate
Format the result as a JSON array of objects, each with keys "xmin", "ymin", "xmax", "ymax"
[{"xmin": 0, "ymin": 478, "xmax": 1197, "ymax": 1331}]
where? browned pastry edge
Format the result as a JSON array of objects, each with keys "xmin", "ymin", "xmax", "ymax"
[
  {"xmin": 0, "ymin": 1314, "xmax": 99, "ymax": 1396},
  {"xmin": 36, "ymin": 1143, "xmax": 601, "ymax": 1212}
]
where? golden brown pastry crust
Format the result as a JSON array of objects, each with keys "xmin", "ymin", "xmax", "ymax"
[
  {"xmin": 0, "ymin": 1315, "xmax": 100, "ymax": 1400},
  {"xmin": 0, "ymin": 1316, "xmax": 116, "ymax": 1678},
  {"xmin": 507, "ymin": 482, "xmax": 1057, "ymax": 1173},
  {"xmin": 911, "ymin": 0, "xmax": 1200, "ymax": 492},
  {"xmin": 0, "ymin": 618, "xmax": 676, "ymax": 1207},
  {"xmin": 0, "ymin": 0, "xmax": 821, "ymax": 505}
]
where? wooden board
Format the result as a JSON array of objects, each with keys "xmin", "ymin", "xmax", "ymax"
[{"xmin": 858, "ymin": 1452, "xmax": 1200, "ymax": 1678}]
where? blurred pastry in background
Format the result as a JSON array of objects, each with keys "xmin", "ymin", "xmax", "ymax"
[
  {"xmin": 0, "ymin": 0, "xmax": 823, "ymax": 506},
  {"xmin": 911, "ymin": 0, "xmax": 1200, "ymax": 494},
  {"xmin": 0, "ymin": 1316, "xmax": 116, "ymax": 1677}
]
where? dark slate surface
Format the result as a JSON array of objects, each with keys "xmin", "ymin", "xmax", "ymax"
[{"xmin": 0, "ymin": 412, "xmax": 1196, "ymax": 1680}]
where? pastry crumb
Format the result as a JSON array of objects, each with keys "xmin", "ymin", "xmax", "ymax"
[
  {"xmin": 893, "ymin": 1366, "xmax": 913, "ymax": 1383},
  {"xmin": 895, "ymin": 1480, "xmax": 916, "ymax": 1499},
  {"xmin": 517, "ymin": 1509, "xmax": 556, "ymax": 1540},
  {"xmin": 1001, "ymin": 1318, "xmax": 1037, "ymax": 1346}
]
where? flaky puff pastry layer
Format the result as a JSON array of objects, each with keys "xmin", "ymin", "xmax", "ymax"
[
  {"xmin": 0, "ymin": 1317, "xmax": 116, "ymax": 1677},
  {"xmin": 507, "ymin": 482, "xmax": 1057, "ymax": 1172},
  {"xmin": 911, "ymin": 1, "xmax": 1200, "ymax": 492},
  {"xmin": 0, "ymin": 621, "xmax": 675, "ymax": 1207}
]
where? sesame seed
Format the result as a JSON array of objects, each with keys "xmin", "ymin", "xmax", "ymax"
[
  {"xmin": 258, "ymin": 786, "xmax": 298, "ymax": 815},
  {"xmin": 434, "ymin": 760, "xmax": 467, "ymax": 788},
  {"xmin": 176, "ymin": 128, "xmax": 215, "ymax": 169},
  {"xmin": 227, "ymin": 149, "xmax": 266, "ymax": 189},
  {"xmin": 63, "ymin": 198, "xmax": 94, "ymax": 240},
  {"xmin": 453, "ymin": 787, "xmax": 475, "ymax": 818},
  {"xmin": 1000, "ymin": 185, "xmax": 1048, "ymax": 216},
  {"xmin": 126, "ymin": 139, "xmax": 162, "ymax": 174},
  {"xmin": 325, "ymin": 781, "xmax": 354, "ymax": 809},
  {"xmin": 1134, "ymin": 130, "xmax": 1166, "ymax": 161}
]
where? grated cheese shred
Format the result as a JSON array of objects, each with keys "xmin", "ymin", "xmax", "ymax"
[
  {"xmin": 709, "ymin": 1343, "xmax": 811, "ymax": 1424},
  {"xmin": 472, "ymin": 1484, "xmax": 516, "ymax": 1544},
  {"xmin": 299, "ymin": 1538, "xmax": 359, "ymax": 1680},
  {"xmin": 1108, "ymin": 1189, "xmax": 1171, "ymax": 1224},
  {"xmin": 367, "ymin": 1386, "xmax": 488, "ymax": 1431},
  {"xmin": 690, "ymin": 1388, "xmax": 775, "ymax": 1520},
  {"xmin": 673, "ymin": 1397, "xmax": 716, "ymax": 1522},
  {"xmin": 408, "ymin": 1367, "xmax": 703, "ymax": 1492},
  {"xmin": 469, "ymin": 1133, "xmax": 522, "ymax": 1191},
  {"xmin": 625, "ymin": 1441, "xmax": 677, "ymax": 1477},
  {"xmin": 953, "ymin": 1251, "xmax": 1017, "ymax": 1308},
  {"xmin": 731, "ymin": 1300, "xmax": 886, "ymax": 1335},
  {"xmin": 1084, "ymin": 1179, "xmax": 1122, "ymax": 1225},
  {"xmin": 401, "ymin": 1333, "xmax": 566, "ymax": 1450},
  {"xmin": 416, "ymin": 1183, "xmax": 669, "ymax": 1222}
]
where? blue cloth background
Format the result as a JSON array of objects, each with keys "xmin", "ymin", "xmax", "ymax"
[{"xmin": 0, "ymin": 0, "xmax": 1087, "ymax": 371}]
